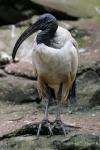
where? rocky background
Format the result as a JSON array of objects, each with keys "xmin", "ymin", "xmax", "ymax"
[{"xmin": 0, "ymin": 0, "xmax": 100, "ymax": 149}]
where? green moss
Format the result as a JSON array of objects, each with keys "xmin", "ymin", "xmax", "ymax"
[
  {"xmin": 71, "ymin": 29, "xmax": 94, "ymax": 48},
  {"xmin": 57, "ymin": 133, "xmax": 100, "ymax": 150}
]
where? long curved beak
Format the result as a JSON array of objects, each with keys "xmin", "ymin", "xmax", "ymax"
[{"xmin": 12, "ymin": 22, "xmax": 39, "ymax": 60}]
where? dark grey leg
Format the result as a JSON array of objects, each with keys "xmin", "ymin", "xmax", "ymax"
[
  {"xmin": 37, "ymin": 85, "xmax": 53, "ymax": 137},
  {"xmin": 56, "ymin": 83, "xmax": 63, "ymax": 121},
  {"xmin": 68, "ymin": 79, "xmax": 76, "ymax": 104},
  {"xmin": 52, "ymin": 83, "xmax": 67, "ymax": 136},
  {"xmin": 52, "ymin": 82, "xmax": 79, "ymax": 136}
]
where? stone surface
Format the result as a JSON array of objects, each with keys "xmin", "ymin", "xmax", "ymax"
[
  {"xmin": 0, "ymin": 136, "xmax": 36, "ymax": 150},
  {"xmin": 0, "ymin": 69, "xmax": 6, "ymax": 77},
  {"xmin": 0, "ymin": 130, "xmax": 100, "ymax": 150},
  {"xmin": 0, "ymin": 51, "xmax": 11, "ymax": 65},
  {"xmin": 0, "ymin": 0, "xmax": 100, "ymax": 26},
  {"xmin": 54, "ymin": 133, "xmax": 100, "ymax": 150},
  {"xmin": 5, "ymin": 61, "xmax": 35, "ymax": 79},
  {"xmin": 0, "ymin": 25, "xmax": 35, "ymax": 59},
  {"xmin": 77, "ymin": 69, "xmax": 100, "ymax": 108},
  {"xmin": 31, "ymin": 0, "xmax": 100, "ymax": 18},
  {"xmin": 0, "ymin": 75, "xmax": 39, "ymax": 103}
]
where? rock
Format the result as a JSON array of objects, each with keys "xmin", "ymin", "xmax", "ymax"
[
  {"xmin": 0, "ymin": 51, "xmax": 11, "ymax": 65},
  {"xmin": 77, "ymin": 69, "xmax": 100, "ymax": 108},
  {"xmin": 53, "ymin": 133, "xmax": 100, "ymax": 150},
  {"xmin": 0, "ymin": 75, "xmax": 40, "ymax": 103},
  {"xmin": 0, "ymin": 135, "xmax": 63, "ymax": 150},
  {"xmin": 94, "ymin": 61, "xmax": 100, "ymax": 77},
  {"xmin": 0, "ymin": 136, "xmax": 35, "ymax": 150},
  {"xmin": 89, "ymin": 90, "xmax": 100, "ymax": 107},
  {"xmin": 0, "ymin": 69, "xmax": 6, "ymax": 77},
  {"xmin": 5, "ymin": 61, "xmax": 35, "ymax": 80},
  {"xmin": 1, "ymin": 134, "xmax": 99, "ymax": 150},
  {"xmin": 31, "ymin": 0, "xmax": 100, "ymax": 18},
  {"xmin": 0, "ymin": 25, "xmax": 34, "ymax": 55},
  {"xmin": 0, "ymin": 25, "xmax": 35, "ymax": 62}
]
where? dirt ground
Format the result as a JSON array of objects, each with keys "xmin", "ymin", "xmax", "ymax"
[{"xmin": 0, "ymin": 101, "xmax": 100, "ymax": 138}]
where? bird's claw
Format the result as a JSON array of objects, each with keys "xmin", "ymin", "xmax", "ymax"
[
  {"xmin": 37, "ymin": 119, "xmax": 53, "ymax": 137},
  {"xmin": 52, "ymin": 119, "xmax": 67, "ymax": 136}
]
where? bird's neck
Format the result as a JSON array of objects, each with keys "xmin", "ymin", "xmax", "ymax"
[{"xmin": 36, "ymin": 24, "xmax": 58, "ymax": 46}]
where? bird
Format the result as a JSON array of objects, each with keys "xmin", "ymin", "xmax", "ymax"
[{"xmin": 12, "ymin": 13, "xmax": 78, "ymax": 136}]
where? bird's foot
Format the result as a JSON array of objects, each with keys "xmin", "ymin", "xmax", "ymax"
[
  {"xmin": 37, "ymin": 119, "xmax": 53, "ymax": 137},
  {"xmin": 52, "ymin": 119, "xmax": 80, "ymax": 136},
  {"xmin": 52, "ymin": 119, "xmax": 67, "ymax": 136}
]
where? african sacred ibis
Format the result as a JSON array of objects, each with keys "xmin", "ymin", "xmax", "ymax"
[{"xmin": 12, "ymin": 13, "xmax": 78, "ymax": 136}]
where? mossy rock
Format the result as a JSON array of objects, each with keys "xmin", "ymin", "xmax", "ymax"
[
  {"xmin": 54, "ymin": 133, "xmax": 100, "ymax": 150},
  {"xmin": 0, "ymin": 136, "xmax": 35, "ymax": 150}
]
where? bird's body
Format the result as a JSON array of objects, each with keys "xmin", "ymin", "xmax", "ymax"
[
  {"xmin": 33, "ymin": 41, "xmax": 78, "ymax": 101},
  {"xmin": 32, "ymin": 26, "xmax": 78, "ymax": 101},
  {"xmin": 12, "ymin": 13, "xmax": 78, "ymax": 136}
]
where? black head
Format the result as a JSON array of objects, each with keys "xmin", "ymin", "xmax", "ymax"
[
  {"xmin": 12, "ymin": 13, "xmax": 58, "ymax": 60},
  {"xmin": 37, "ymin": 13, "xmax": 58, "ymax": 31}
]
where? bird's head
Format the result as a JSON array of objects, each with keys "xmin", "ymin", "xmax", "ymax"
[{"xmin": 12, "ymin": 13, "xmax": 58, "ymax": 61}]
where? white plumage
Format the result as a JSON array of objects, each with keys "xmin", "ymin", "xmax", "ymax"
[{"xmin": 32, "ymin": 26, "xmax": 78, "ymax": 101}]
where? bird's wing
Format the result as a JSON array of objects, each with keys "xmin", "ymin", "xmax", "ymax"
[
  {"xmin": 32, "ymin": 61, "xmax": 37, "ymax": 78},
  {"xmin": 50, "ymin": 26, "xmax": 78, "ymax": 50},
  {"xmin": 32, "ymin": 42, "xmax": 38, "ymax": 78},
  {"xmin": 62, "ymin": 27, "xmax": 78, "ymax": 50},
  {"xmin": 71, "ymin": 37, "xmax": 78, "ymax": 50}
]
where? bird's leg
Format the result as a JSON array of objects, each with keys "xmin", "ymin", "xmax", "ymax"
[
  {"xmin": 37, "ymin": 85, "xmax": 53, "ymax": 137},
  {"xmin": 56, "ymin": 83, "xmax": 63, "ymax": 121},
  {"xmin": 52, "ymin": 83, "xmax": 67, "ymax": 136},
  {"xmin": 68, "ymin": 79, "xmax": 76, "ymax": 105},
  {"xmin": 52, "ymin": 83, "xmax": 80, "ymax": 136}
]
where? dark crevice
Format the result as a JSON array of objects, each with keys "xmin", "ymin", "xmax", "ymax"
[
  {"xmin": 0, "ymin": 0, "xmax": 35, "ymax": 25},
  {"xmin": 0, "ymin": 122, "xmax": 79, "ymax": 140},
  {"xmin": 0, "ymin": 0, "xmax": 79, "ymax": 26},
  {"xmin": 77, "ymin": 68, "xmax": 95, "ymax": 77}
]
